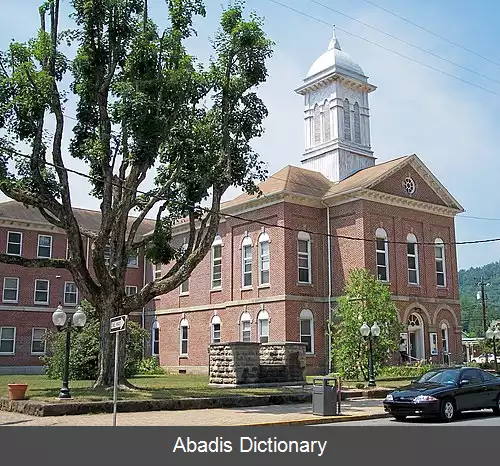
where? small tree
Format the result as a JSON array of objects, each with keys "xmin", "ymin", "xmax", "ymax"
[{"xmin": 330, "ymin": 268, "xmax": 402, "ymax": 381}]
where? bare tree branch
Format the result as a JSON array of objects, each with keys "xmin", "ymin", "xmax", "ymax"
[{"xmin": 0, "ymin": 254, "xmax": 70, "ymax": 269}]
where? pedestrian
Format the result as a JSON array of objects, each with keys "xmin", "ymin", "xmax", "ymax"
[{"xmin": 399, "ymin": 338, "xmax": 408, "ymax": 363}]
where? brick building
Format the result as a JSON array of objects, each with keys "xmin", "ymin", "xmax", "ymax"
[{"xmin": 152, "ymin": 31, "xmax": 464, "ymax": 375}]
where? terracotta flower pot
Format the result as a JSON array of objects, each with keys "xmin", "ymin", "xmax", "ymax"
[{"xmin": 8, "ymin": 383, "xmax": 28, "ymax": 401}]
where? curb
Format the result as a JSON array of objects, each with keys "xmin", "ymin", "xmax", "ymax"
[{"xmin": 237, "ymin": 412, "xmax": 391, "ymax": 427}]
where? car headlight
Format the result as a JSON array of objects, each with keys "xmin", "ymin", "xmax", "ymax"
[
  {"xmin": 385, "ymin": 394, "xmax": 393, "ymax": 401},
  {"xmin": 413, "ymin": 395, "xmax": 438, "ymax": 403}
]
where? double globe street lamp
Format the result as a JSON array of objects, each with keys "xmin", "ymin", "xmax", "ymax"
[
  {"xmin": 360, "ymin": 321, "xmax": 381, "ymax": 387},
  {"xmin": 52, "ymin": 304, "xmax": 87, "ymax": 399},
  {"xmin": 485, "ymin": 325, "xmax": 500, "ymax": 373}
]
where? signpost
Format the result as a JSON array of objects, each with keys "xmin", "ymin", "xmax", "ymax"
[{"xmin": 110, "ymin": 315, "xmax": 128, "ymax": 427}]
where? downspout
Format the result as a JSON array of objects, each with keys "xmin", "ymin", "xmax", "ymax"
[
  {"xmin": 142, "ymin": 252, "xmax": 146, "ymax": 359},
  {"xmin": 322, "ymin": 200, "xmax": 332, "ymax": 374}
]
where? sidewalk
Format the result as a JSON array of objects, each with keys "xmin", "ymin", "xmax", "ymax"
[{"xmin": 0, "ymin": 398, "xmax": 387, "ymax": 426}]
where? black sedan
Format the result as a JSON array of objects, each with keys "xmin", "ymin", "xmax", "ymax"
[{"xmin": 383, "ymin": 367, "xmax": 500, "ymax": 422}]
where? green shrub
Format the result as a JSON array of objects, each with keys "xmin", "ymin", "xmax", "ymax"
[
  {"xmin": 138, "ymin": 356, "xmax": 165, "ymax": 375},
  {"xmin": 42, "ymin": 301, "xmax": 149, "ymax": 380},
  {"xmin": 377, "ymin": 364, "xmax": 438, "ymax": 379},
  {"xmin": 355, "ymin": 383, "xmax": 365, "ymax": 389}
]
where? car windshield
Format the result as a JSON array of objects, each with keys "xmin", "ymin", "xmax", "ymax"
[{"xmin": 416, "ymin": 369, "xmax": 460, "ymax": 385}]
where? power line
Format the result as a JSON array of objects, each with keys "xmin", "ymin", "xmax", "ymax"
[
  {"xmin": 2, "ymin": 144, "xmax": 500, "ymax": 248},
  {"xmin": 358, "ymin": 0, "xmax": 500, "ymax": 69},
  {"xmin": 310, "ymin": 0, "xmax": 500, "ymax": 86},
  {"xmin": 264, "ymin": 0, "xmax": 500, "ymax": 97}
]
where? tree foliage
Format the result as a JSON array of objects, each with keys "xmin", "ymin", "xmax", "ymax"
[{"xmin": 330, "ymin": 268, "xmax": 402, "ymax": 380}]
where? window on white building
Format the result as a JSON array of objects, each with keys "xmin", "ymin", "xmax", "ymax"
[
  {"xmin": 314, "ymin": 104, "xmax": 321, "ymax": 145},
  {"xmin": 64, "ymin": 282, "xmax": 78, "ymax": 306},
  {"xmin": 152, "ymin": 320, "xmax": 160, "ymax": 356},
  {"xmin": 258, "ymin": 232, "xmax": 270, "ymax": 285},
  {"xmin": 375, "ymin": 228, "xmax": 389, "ymax": 282},
  {"xmin": 37, "ymin": 235, "xmax": 52, "ymax": 258},
  {"xmin": 240, "ymin": 312, "xmax": 252, "ymax": 342},
  {"xmin": 3, "ymin": 277, "xmax": 19, "ymax": 303},
  {"xmin": 6, "ymin": 231, "xmax": 22, "ymax": 256},
  {"xmin": 323, "ymin": 100, "xmax": 331, "ymax": 142},
  {"xmin": 0, "ymin": 327, "xmax": 16, "ymax": 354},
  {"xmin": 407, "ymin": 233, "xmax": 419, "ymax": 285},
  {"xmin": 211, "ymin": 315, "xmax": 221, "ymax": 344},
  {"xmin": 31, "ymin": 328, "xmax": 47, "ymax": 354},
  {"xmin": 180, "ymin": 318, "xmax": 189, "ymax": 356},
  {"xmin": 258, "ymin": 310, "xmax": 269, "ymax": 344},
  {"xmin": 297, "ymin": 231, "xmax": 311, "ymax": 284},
  {"xmin": 34, "ymin": 279, "xmax": 50, "ymax": 304},
  {"xmin": 435, "ymin": 238, "xmax": 446, "ymax": 287},
  {"xmin": 300, "ymin": 309, "xmax": 314, "ymax": 354},
  {"xmin": 242, "ymin": 236, "xmax": 253, "ymax": 287},
  {"xmin": 343, "ymin": 98, "xmax": 351, "ymax": 141},
  {"xmin": 353, "ymin": 102, "xmax": 361, "ymax": 143},
  {"xmin": 211, "ymin": 235, "xmax": 222, "ymax": 289}
]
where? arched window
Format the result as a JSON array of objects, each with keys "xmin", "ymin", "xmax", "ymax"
[
  {"xmin": 375, "ymin": 228, "xmax": 389, "ymax": 282},
  {"xmin": 258, "ymin": 310, "xmax": 269, "ymax": 343},
  {"xmin": 300, "ymin": 309, "xmax": 314, "ymax": 354},
  {"xmin": 314, "ymin": 104, "xmax": 321, "ymax": 145},
  {"xmin": 241, "ymin": 236, "xmax": 253, "ymax": 288},
  {"xmin": 152, "ymin": 320, "xmax": 160, "ymax": 356},
  {"xmin": 211, "ymin": 235, "xmax": 222, "ymax": 289},
  {"xmin": 407, "ymin": 233, "xmax": 419, "ymax": 285},
  {"xmin": 435, "ymin": 238, "xmax": 446, "ymax": 287},
  {"xmin": 297, "ymin": 231, "xmax": 311, "ymax": 284},
  {"xmin": 441, "ymin": 322, "xmax": 450, "ymax": 364},
  {"xmin": 211, "ymin": 315, "xmax": 221, "ymax": 344},
  {"xmin": 343, "ymin": 99, "xmax": 351, "ymax": 141},
  {"xmin": 353, "ymin": 102, "xmax": 361, "ymax": 143},
  {"xmin": 258, "ymin": 232, "xmax": 270, "ymax": 285},
  {"xmin": 323, "ymin": 101, "xmax": 331, "ymax": 142},
  {"xmin": 180, "ymin": 318, "xmax": 189, "ymax": 356},
  {"xmin": 240, "ymin": 312, "xmax": 252, "ymax": 342}
]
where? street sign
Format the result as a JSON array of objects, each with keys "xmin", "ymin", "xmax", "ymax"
[{"xmin": 110, "ymin": 315, "xmax": 127, "ymax": 334}]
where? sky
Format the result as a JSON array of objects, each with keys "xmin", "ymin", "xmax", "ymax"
[{"xmin": 1, "ymin": 0, "xmax": 500, "ymax": 271}]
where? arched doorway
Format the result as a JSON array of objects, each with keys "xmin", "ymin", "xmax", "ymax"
[{"xmin": 407, "ymin": 313, "xmax": 425, "ymax": 361}]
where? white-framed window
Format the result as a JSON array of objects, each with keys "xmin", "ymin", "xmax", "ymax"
[
  {"xmin": 441, "ymin": 323, "xmax": 449, "ymax": 354},
  {"xmin": 180, "ymin": 279, "xmax": 190, "ymax": 294},
  {"xmin": 180, "ymin": 318, "xmax": 189, "ymax": 356},
  {"xmin": 34, "ymin": 279, "xmax": 50, "ymax": 305},
  {"xmin": 343, "ymin": 98, "xmax": 351, "ymax": 141},
  {"xmin": 375, "ymin": 228, "xmax": 389, "ymax": 282},
  {"xmin": 64, "ymin": 282, "xmax": 78, "ymax": 306},
  {"xmin": 429, "ymin": 332, "xmax": 438, "ymax": 356},
  {"xmin": 353, "ymin": 102, "xmax": 361, "ymax": 143},
  {"xmin": 297, "ymin": 231, "xmax": 311, "ymax": 284},
  {"xmin": 258, "ymin": 232, "xmax": 270, "ymax": 285},
  {"xmin": 31, "ymin": 328, "xmax": 47, "ymax": 355},
  {"xmin": 2, "ymin": 277, "xmax": 19, "ymax": 303},
  {"xmin": 37, "ymin": 234, "xmax": 52, "ymax": 258},
  {"xmin": 258, "ymin": 310, "xmax": 269, "ymax": 344},
  {"xmin": 242, "ymin": 236, "xmax": 253, "ymax": 288},
  {"xmin": 152, "ymin": 320, "xmax": 160, "ymax": 356},
  {"xmin": 0, "ymin": 327, "xmax": 16, "ymax": 354},
  {"xmin": 153, "ymin": 263, "xmax": 162, "ymax": 281},
  {"xmin": 125, "ymin": 285, "xmax": 137, "ymax": 296},
  {"xmin": 313, "ymin": 104, "xmax": 321, "ymax": 145},
  {"xmin": 127, "ymin": 253, "xmax": 138, "ymax": 268},
  {"xmin": 211, "ymin": 315, "xmax": 221, "ymax": 344},
  {"xmin": 240, "ymin": 312, "xmax": 252, "ymax": 342},
  {"xmin": 435, "ymin": 238, "xmax": 446, "ymax": 287},
  {"xmin": 300, "ymin": 309, "xmax": 314, "ymax": 354},
  {"xmin": 211, "ymin": 235, "xmax": 222, "ymax": 289},
  {"xmin": 407, "ymin": 233, "xmax": 419, "ymax": 285},
  {"xmin": 6, "ymin": 231, "xmax": 22, "ymax": 256}
]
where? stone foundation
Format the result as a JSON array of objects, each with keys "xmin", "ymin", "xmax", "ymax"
[{"xmin": 209, "ymin": 342, "xmax": 307, "ymax": 385}]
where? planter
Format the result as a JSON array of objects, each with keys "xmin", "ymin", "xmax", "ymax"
[{"xmin": 8, "ymin": 384, "xmax": 28, "ymax": 401}]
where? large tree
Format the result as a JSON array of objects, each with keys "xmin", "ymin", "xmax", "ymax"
[{"xmin": 0, "ymin": 0, "xmax": 272, "ymax": 387}]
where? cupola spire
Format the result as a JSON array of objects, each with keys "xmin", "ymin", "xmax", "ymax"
[{"xmin": 328, "ymin": 25, "xmax": 341, "ymax": 51}]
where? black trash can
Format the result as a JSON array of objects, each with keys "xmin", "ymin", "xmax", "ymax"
[{"xmin": 312, "ymin": 377, "xmax": 338, "ymax": 416}]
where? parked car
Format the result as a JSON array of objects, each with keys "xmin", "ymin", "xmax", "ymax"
[
  {"xmin": 383, "ymin": 367, "xmax": 500, "ymax": 422},
  {"xmin": 470, "ymin": 354, "xmax": 500, "ymax": 364}
]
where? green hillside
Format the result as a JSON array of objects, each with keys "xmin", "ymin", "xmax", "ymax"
[{"xmin": 459, "ymin": 261, "xmax": 500, "ymax": 337}]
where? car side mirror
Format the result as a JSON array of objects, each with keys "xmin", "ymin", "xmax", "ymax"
[{"xmin": 460, "ymin": 379, "xmax": 470, "ymax": 386}]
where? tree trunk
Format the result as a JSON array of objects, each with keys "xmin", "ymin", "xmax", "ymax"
[{"xmin": 93, "ymin": 298, "xmax": 132, "ymax": 389}]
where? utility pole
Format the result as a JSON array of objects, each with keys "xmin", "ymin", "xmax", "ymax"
[{"xmin": 477, "ymin": 276, "xmax": 489, "ymax": 365}]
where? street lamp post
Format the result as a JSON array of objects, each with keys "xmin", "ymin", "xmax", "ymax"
[
  {"xmin": 486, "ymin": 325, "xmax": 500, "ymax": 373},
  {"xmin": 51, "ymin": 304, "xmax": 87, "ymax": 399},
  {"xmin": 360, "ymin": 321, "xmax": 381, "ymax": 387}
]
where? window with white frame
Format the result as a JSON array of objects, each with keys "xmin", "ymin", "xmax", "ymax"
[
  {"xmin": 240, "ymin": 312, "xmax": 252, "ymax": 342},
  {"xmin": 31, "ymin": 328, "xmax": 46, "ymax": 354},
  {"xmin": 300, "ymin": 309, "xmax": 314, "ymax": 354},
  {"xmin": 6, "ymin": 231, "xmax": 22, "ymax": 256},
  {"xmin": 242, "ymin": 236, "xmax": 253, "ymax": 287},
  {"xmin": 353, "ymin": 102, "xmax": 361, "ymax": 143},
  {"xmin": 34, "ymin": 279, "xmax": 50, "ymax": 304},
  {"xmin": 0, "ymin": 327, "xmax": 15, "ymax": 354},
  {"xmin": 152, "ymin": 320, "xmax": 160, "ymax": 356},
  {"xmin": 429, "ymin": 332, "xmax": 438, "ymax": 356},
  {"xmin": 211, "ymin": 235, "xmax": 222, "ymax": 289},
  {"xmin": 375, "ymin": 228, "xmax": 389, "ymax": 282},
  {"xmin": 127, "ymin": 253, "xmax": 138, "ymax": 267},
  {"xmin": 211, "ymin": 315, "xmax": 221, "ymax": 344},
  {"xmin": 64, "ymin": 282, "xmax": 78, "ymax": 306},
  {"xmin": 180, "ymin": 279, "xmax": 189, "ymax": 294},
  {"xmin": 441, "ymin": 323, "xmax": 449, "ymax": 354},
  {"xmin": 297, "ymin": 231, "xmax": 311, "ymax": 284},
  {"xmin": 407, "ymin": 233, "xmax": 419, "ymax": 285},
  {"xmin": 435, "ymin": 238, "xmax": 446, "ymax": 287},
  {"xmin": 258, "ymin": 232, "xmax": 270, "ymax": 285},
  {"xmin": 37, "ymin": 235, "xmax": 52, "ymax": 258},
  {"xmin": 180, "ymin": 318, "xmax": 189, "ymax": 355},
  {"xmin": 343, "ymin": 98, "xmax": 351, "ymax": 141},
  {"xmin": 3, "ymin": 277, "xmax": 19, "ymax": 303},
  {"xmin": 125, "ymin": 285, "xmax": 137, "ymax": 296},
  {"xmin": 153, "ymin": 263, "xmax": 162, "ymax": 281},
  {"xmin": 258, "ymin": 310, "xmax": 269, "ymax": 344}
]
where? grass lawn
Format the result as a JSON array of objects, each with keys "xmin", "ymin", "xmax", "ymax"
[
  {"xmin": 305, "ymin": 376, "xmax": 411, "ymax": 389},
  {"xmin": 0, "ymin": 374, "xmax": 305, "ymax": 402}
]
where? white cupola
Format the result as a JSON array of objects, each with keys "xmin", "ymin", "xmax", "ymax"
[{"xmin": 295, "ymin": 29, "xmax": 377, "ymax": 182}]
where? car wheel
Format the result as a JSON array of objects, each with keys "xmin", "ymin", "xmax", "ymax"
[
  {"xmin": 439, "ymin": 398, "xmax": 455, "ymax": 422},
  {"xmin": 493, "ymin": 395, "xmax": 500, "ymax": 415},
  {"xmin": 393, "ymin": 415, "xmax": 406, "ymax": 421}
]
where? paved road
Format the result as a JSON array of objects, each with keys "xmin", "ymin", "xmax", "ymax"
[{"xmin": 316, "ymin": 410, "xmax": 500, "ymax": 426}]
